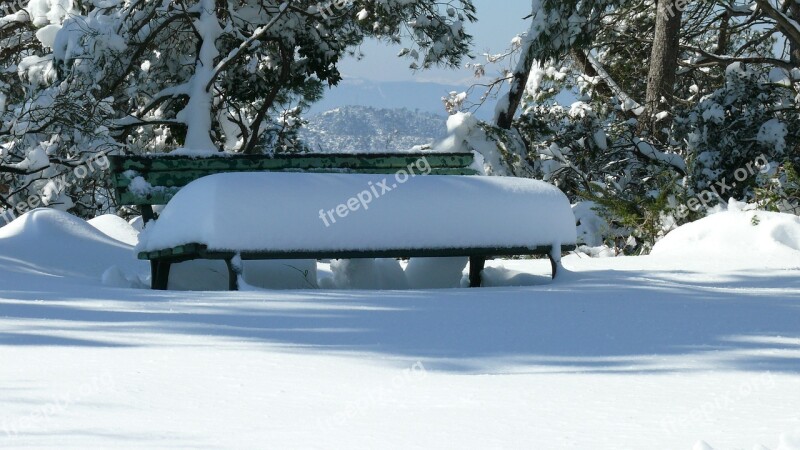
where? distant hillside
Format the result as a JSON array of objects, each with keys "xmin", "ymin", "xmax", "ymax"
[
  {"xmin": 307, "ymin": 79, "xmax": 471, "ymax": 117},
  {"xmin": 299, "ymin": 106, "xmax": 448, "ymax": 153}
]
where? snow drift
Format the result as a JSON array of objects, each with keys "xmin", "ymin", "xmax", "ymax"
[
  {"xmin": 652, "ymin": 210, "xmax": 800, "ymax": 264},
  {"xmin": 0, "ymin": 208, "xmax": 144, "ymax": 279},
  {"xmin": 88, "ymin": 214, "xmax": 141, "ymax": 246}
]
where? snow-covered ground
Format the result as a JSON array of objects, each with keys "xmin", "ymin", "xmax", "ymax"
[{"xmin": 1, "ymin": 208, "xmax": 800, "ymax": 449}]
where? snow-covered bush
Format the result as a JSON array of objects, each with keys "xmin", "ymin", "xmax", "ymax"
[
  {"xmin": 675, "ymin": 64, "xmax": 800, "ymax": 204},
  {"xmin": 757, "ymin": 161, "xmax": 800, "ymax": 215}
]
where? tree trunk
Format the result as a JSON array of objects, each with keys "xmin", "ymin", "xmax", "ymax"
[
  {"xmin": 789, "ymin": 2, "xmax": 800, "ymax": 66},
  {"xmin": 642, "ymin": 0, "xmax": 683, "ymax": 133},
  {"xmin": 180, "ymin": 0, "xmax": 222, "ymax": 153},
  {"xmin": 495, "ymin": 38, "xmax": 535, "ymax": 130}
]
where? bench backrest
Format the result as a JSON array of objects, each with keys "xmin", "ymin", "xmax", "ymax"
[{"xmin": 108, "ymin": 152, "xmax": 477, "ymax": 207}]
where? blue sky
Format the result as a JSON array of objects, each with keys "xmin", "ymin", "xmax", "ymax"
[{"xmin": 339, "ymin": 0, "xmax": 533, "ymax": 84}]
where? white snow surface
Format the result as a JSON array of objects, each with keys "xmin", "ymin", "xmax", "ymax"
[
  {"xmin": 0, "ymin": 209, "xmax": 142, "ymax": 279},
  {"xmin": 87, "ymin": 214, "xmax": 140, "ymax": 246},
  {"xmin": 652, "ymin": 210, "xmax": 800, "ymax": 264},
  {"xmin": 1, "ymin": 208, "xmax": 800, "ymax": 449},
  {"xmin": 137, "ymin": 172, "xmax": 577, "ymax": 253}
]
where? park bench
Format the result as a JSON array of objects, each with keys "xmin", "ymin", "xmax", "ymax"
[{"xmin": 108, "ymin": 152, "xmax": 576, "ymax": 290}]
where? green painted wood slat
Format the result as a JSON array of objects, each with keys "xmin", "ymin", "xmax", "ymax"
[
  {"xmin": 113, "ymin": 167, "xmax": 478, "ymax": 189},
  {"xmin": 109, "ymin": 153, "xmax": 475, "ymax": 173}
]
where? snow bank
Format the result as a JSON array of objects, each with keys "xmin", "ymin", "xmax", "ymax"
[
  {"xmin": 480, "ymin": 265, "xmax": 554, "ymax": 287},
  {"xmin": 138, "ymin": 172, "xmax": 577, "ymax": 253},
  {"xmin": 0, "ymin": 208, "xmax": 320, "ymax": 290},
  {"xmin": 0, "ymin": 209, "xmax": 144, "ymax": 279},
  {"xmin": 128, "ymin": 215, "xmax": 144, "ymax": 231},
  {"xmin": 101, "ymin": 264, "xmax": 146, "ymax": 289},
  {"xmin": 324, "ymin": 256, "xmax": 473, "ymax": 290},
  {"xmin": 652, "ymin": 210, "xmax": 800, "ymax": 263},
  {"xmin": 88, "ymin": 214, "xmax": 140, "ymax": 246},
  {"xmin": 325, "ymin": 258, "xmax": 409, "ymax": 290}
]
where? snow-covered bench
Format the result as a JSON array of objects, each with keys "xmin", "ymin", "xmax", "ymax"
[{"xmin": 109, "ymin": 154, "xmax": 577, "ymax": 290}]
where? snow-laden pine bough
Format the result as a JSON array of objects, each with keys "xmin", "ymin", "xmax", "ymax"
[{"xmin": 109, "ymin": 154, "xmax": 577, "ymax": 290}]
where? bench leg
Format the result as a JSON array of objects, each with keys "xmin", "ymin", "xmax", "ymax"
[
  {"xmin": 469, "ymin": 256, "xmax": 486, "ymax": 288},
  {"xmin": 151, "ymin": 260, "xmax": 171, "ymax": 290},
  {"xmin": 548, "ymin": 246, "xmax": 561, "ymax": 280},
  {"xmin": 150, "ymin": 260, "xmax": 157, "ymax": 289},
  {"xmin": 225, "ymin": 258, "xmax": 241, "ymax": 291},
  {"xmin": 141, "ymin": 205, "xmax": 156, "ymax": 224}
]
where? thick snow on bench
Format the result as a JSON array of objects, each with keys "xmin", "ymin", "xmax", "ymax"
[{"xmin": 137, "ymin": 172, "xmax": 577, "ymax": 253}]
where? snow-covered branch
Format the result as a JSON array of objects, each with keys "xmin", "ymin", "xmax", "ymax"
[
  {"xmin": 586, "ymin": 53, "xmax": 645, "ymax": 116},
  {"xmin": 756, "ymin": 0, "xmax": 800, "ymax": 49},
  {"xmin": 206, "ymin": 1, "xmax": 292, "ymax": 93}
]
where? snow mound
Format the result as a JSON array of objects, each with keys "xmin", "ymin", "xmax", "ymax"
[
  {"xmin": 129, "ymin": 215, "xmax": 144, "ymax": 231},
  {"xmin": 0, "ymin": 209, "xmax": 144, "ymax": 279},
  {"xmin": 652, "ymin": 210, "xmax": 800, "ymax": 263},
  {"xmin": 101, "ymin": 264, "xmax": 147, "ymax": 289},
  {"xmin": 327, "ymin": 258, "xmax": 409, "ymax": 290},
  {"xmin": 88, "ymin": 214, "xmax": 140, "ymax": 245}
]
